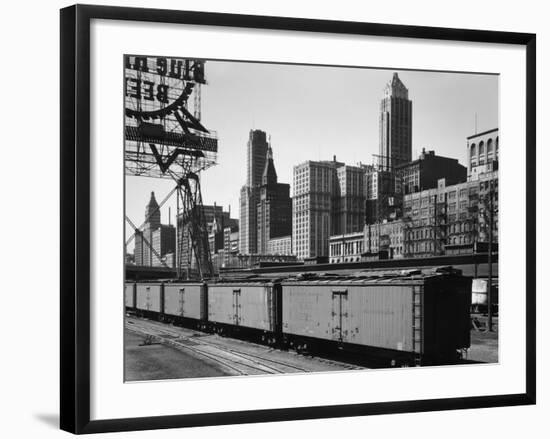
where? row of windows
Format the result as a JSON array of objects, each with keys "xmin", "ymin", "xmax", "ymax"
[
  {"xmin": 329, "ymin": 240, "xmax": 364, "ymax": 257},
  {"xmin": 470, "ymin": 136, "xmax": 499, "ymax": 161}
]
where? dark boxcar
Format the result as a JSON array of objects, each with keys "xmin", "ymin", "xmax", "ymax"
[
  {"xmin": 281, "ymin": 273, "xmax": 471, "ymax": 364},
  {"xmin": 135, "ymin": 283, "xmax": 163, "ymax": 314},
  {"xmin": 163, "ymin": 282, "xmax": 206, "ymax": 320},
  {"xmin": 207, "ymin": 281, "xmax": 279, "ymax": 332}
]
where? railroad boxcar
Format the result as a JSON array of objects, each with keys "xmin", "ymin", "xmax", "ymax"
[
  {"xmin": 281, "ymin": 272, "xmax": 472, "ymax": 365},
  {"xmin": 163, "ymin": 282, "xmax": 207, "ymax": 324},
  {"xmin": 135, "ymin": 282, "xmax": 163, "ymax": 317},
  {"xmin": 124, "ymin": 282, "xmax": 136, "ymax": 310},
  {"xmin": 206, "ymin": 281, "xmax": 281, "ymax": 341}
]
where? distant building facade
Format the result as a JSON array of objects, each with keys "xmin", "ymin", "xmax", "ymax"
[
  {"xmin": 256, "ymin": 146, "xmax": 292, "ymax": 254},
  {"xmin": 267, "ymin": 235, "xmax": 292, "ymax": 256},
  {"xmin": 467, "ymin": 128, "xmax": 499, "ymax": 180},
  {"xmin": 178, "ymin": 203, "xmax": 236, "ymax": 272},
  {"xmin": 134, "ymin": 192, "xmax": 175, "ymax": 267},
  {"xmin": 395, "ymin": 148, "xmax": 467, "ymax": 195},
  {"xmin": 364, "ymin": 219, "xmax": 405, "ymax": 259},
  {"xmin": 220, "ymin": 226, "xmax": 240, "ymax": 267},
  {"xmin": 329, "ymin": 231, "xmax": 365, "ymax": 263},
  {"xmin": 364, "ymin": 166, "xmax": 399, "ymax": 224},
  {"xmin": 222, "ymin": 253, "xmax": 298, "ymax": 270},
  {"xmin": 403, "ymin": 171, "xmax": 498, "ymax": 258},
  {"xmin": 292, "ymin": 158, "xmax": 342, "ymax": 260},
  {"xmin": 401, "ymin": 129, "xmax": 499, "ymax": 258},
  {"xmin": 334, "ymin": 165, "xmax": 366, "ymax": 235},
  {"xmin": 291, "ymin": 157, "xmax": 374, "ymax": 261},
  {"xmin": 151, "ymin": 225, "xmax": 176, "ymax": 267}
]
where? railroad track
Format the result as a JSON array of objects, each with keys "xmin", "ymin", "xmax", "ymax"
[
  {"xmin": 126, "ymin": 317, "xmax": 362, "ymax": 375},
  {"xmin": 126, "ymin": 318, "xmax": 308, "ymax": 375}
]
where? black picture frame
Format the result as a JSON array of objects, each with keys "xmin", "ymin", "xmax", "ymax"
[{"xmin": 60, "ymin": 4, "xmax": 536, "ymax": 434}]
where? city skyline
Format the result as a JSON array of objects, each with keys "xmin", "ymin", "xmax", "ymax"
[{"xmin": 125, "ymin": 61, "xmax": 498, "ymax": 245}]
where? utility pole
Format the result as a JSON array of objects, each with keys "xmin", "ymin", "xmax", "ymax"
[
  {"xmin": 487, "ymin": 179, "xmax": 494, "ymax": 332},
  {"xmin": 176, "ymin": 185, "xmax": 180, "ymax": 279},
  {"xmin": 432, "ymin": 194, "xmax": 437, "ymax": 256}
]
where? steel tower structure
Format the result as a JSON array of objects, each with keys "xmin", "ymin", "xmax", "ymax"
[{"xmin": 124, "ymin": 55, "xmax": 217, "ymax": 279}]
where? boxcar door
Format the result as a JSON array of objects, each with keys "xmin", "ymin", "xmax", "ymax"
[
  {"xmin": 331, "ymin": 289, "xmax": 349, "ymax": 342},
  {"xmin": 232, "ymin": 288, "xmax": 241, "ymax": 326},
  {"xmin": 178, "ymin": 287, "xmax": 185, "ymax": 317},
  {"xmin": 145, "ymin": 286, "xmax": 152, "ymax": 311}
]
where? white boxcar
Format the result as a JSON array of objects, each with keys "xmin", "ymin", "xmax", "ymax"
[
  {"xmin": 124, "ymin": 283, "xmax": 135, "ymax": 308},
  {"xmin": 207, "ymin": 282, "xmax": 278, "ymax": 331},
  {"xmin": 282, "ymin": 274, "xmax": 471, "ymax": 357},
  {"xmin": 135, "ymin": 283, "xmax": 162, "ymax": 313},
  {"xmin": 164, "ymin": 282, "xmax": 205, "ymax": 320}
]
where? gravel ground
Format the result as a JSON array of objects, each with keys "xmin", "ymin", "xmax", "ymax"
[
  {"xmin": 125, "ymin": 317, "xmax": 498, "ymax": 382},
  {"xmin": 125, "ymin": 329, "xmax": 227, "ymax": 381},
  {"xmin": 125, "ymin": 317, "xmax": 364, "ymax": 381},
  {"xmin": 466, "ymin": 329, "xmax": 499, "ymax": 363}
]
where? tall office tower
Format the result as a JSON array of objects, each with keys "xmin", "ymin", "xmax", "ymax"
[
  {"xmin": 334, "ymin": 165, "xmax": 366, "ymax": 234},
  {"xmin": 246, "ymin": 129, "xmax": 269, "ymax": 187},
  {"xmin": 257, "ymin": 147, "xmax": 292, "ymax": 254},
  {"xmin": 379, "ymin": 73, "xmax": 412, "ymax": 170},
  {"xmin": 239, "ymin": 185, "xmax": 256, "ymax": 254},
  {"xmin": 239, "ymin": 129, "xmax": 270, "ymax": 254},
  {"xmin": 292, "ymin": 158, "xmax": 342, "ymax": 260},
  {"xmin": 135, "ymin": 192, "xmax": 160, "ymax": 266}
]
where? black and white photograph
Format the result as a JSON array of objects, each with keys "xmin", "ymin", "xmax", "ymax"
[
  {"xmin": 124, "ymin": 55, "xmax": 499, "ymax": 381},
  {"xmin": 1, "ymin": 0, "xmax": 544, "ymax": 436}
]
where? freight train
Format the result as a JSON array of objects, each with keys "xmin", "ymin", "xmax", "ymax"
[{"xmin": 125, "ymin": 268, "xmax": 472, "ymax": 367}]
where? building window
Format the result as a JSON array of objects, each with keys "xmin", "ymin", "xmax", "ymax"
[{"xmin": 487, "ymin": 138, "xmax": 493, "ymax": 159}]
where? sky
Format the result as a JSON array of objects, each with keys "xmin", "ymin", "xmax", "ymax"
[{"xmin": 125, "ymin": 60, "xmax": 498, "ymax": 245}]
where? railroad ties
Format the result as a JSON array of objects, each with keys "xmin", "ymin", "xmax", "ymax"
[{"xmin": 126, "ymin": 316, "xmax": 362, "ymax": 376}]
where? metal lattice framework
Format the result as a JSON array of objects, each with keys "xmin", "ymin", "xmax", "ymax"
[{"xmin": 124, "ymin": 56, "xmax": 217, "ymax": 278}]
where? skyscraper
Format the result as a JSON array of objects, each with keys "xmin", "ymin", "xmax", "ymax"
[
  {"xmin": 334, "ymin": 164, "xmax": 366, "ymax": 234},
  {"xmin": 239, "ymin": 129, "xmax": 269, "ymax": 254},
  {"xmin": 246, "ymin": 129, "xmax": 269, "ymax": 187},
  {"xmin": 292, "ymin": 158, "xmax": 366, "ymax": 260},
  {"xmin": 257, "ymin": 146, "xmax": 292, "ymax": 254},
  {"xmin": 292, "ymin": 158, "xmax": 342, "ymax": 260},
  {"xmin": 379, "ymin": 73, "xmax": 412, "ymax": 170},
  {"xmin": 144, "ymin": 191, "xmax": 160, "ymax": 231},
  {"xmin": 134, "ymin": 192, "xmax": 175, "ymax": 267}
]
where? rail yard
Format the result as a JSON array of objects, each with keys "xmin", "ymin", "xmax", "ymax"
[{"xmin": 124, "ymin": 265, "xmax": 498, "ymax": 380}]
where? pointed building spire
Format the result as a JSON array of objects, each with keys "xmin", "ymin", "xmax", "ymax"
[
  {"xmin": 145, "ymin": 191, "xmax": 161, "ymax": 230},
  {"xmin": 262, "ymin": 146, "xmax": 277, "ymax": 186},
  {"xmin": 386, "ymin": 72, "xmax": 408, "ymax": 99}
]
